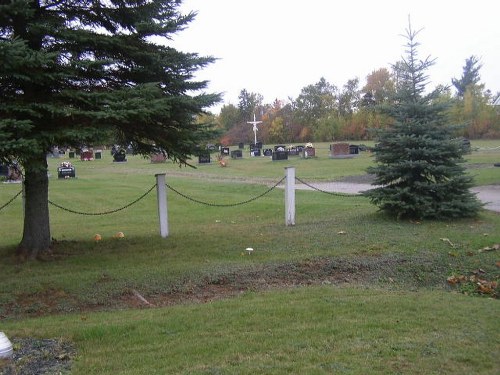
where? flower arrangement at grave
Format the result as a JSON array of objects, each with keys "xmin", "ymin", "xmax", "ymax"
[
  {"xmin": 305, "ymin": 142, "xmax": 314, "ymax": 148},
  {"xmin": 216, "ymin": 154, "xmax": 227, "ymax": 167},
  {"xmin": 60, "ymin": 161, "xmax": 72, "ymax": 168}
]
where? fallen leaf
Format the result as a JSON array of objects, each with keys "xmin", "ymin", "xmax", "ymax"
[{"xmin": 337, "ymin": 231, "xmax": 347, "ymax": 235}]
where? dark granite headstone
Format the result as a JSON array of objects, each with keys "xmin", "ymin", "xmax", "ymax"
[
  {"xmin": 113, "ymin": 149, "xmax": 127, "ymax": 162},
  {"xmin": 263, "ymin": 149, "xmax": 273, "ymax": 157},
  {"xmin": 198, "ymin": 153, "xmax": 211, "ymax": 163},
  {"xmin": 272, "ymin": 150, "xmax": 288, "ymax": 161},
  {"xmin": 231, "ymin": 150, "xmax": 242, "ymax": 159},
  {"xmin": 349, "ymin": 145, "xmax": 359, "ymax": 155}
]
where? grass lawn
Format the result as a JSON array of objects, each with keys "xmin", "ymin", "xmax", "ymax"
[{"xmin": 0, "ymin": 139, "xmax": 499, "ymax": 374}]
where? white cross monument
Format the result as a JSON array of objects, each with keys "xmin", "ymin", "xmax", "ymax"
[{"xmin": 247, "ymin": 114, "xmax": 263, "ymax": 145}]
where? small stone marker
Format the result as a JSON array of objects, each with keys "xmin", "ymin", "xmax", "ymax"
[
  {"xmin": 113, "ymin": 149, "xmax": 127, "ymax": 162},
  {"xmin": 231, "ymin": 150, "xmax": 243, "ymax": 159},
  {"xmin": 198, "ymin": 152, "xmax": 211, "ymax": 164},
  {"xmin": 57, "ymin": 161, "xmax": 76, "ymax": 178},
  {"xmin": 349, "ymin": 145, "xmax": 359, "ymax": 155},
  {"xmin": 80, "ymin": 149, "xmax": 94, "ymax": 161}
]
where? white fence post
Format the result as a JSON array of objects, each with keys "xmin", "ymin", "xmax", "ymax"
[
  {"xmin": 155, "ymin": 173, "xmax": 169, "ymax": 238},
  {"xmin": 285, "ymin": 167, "xmax": 295, "ymax": 226}
]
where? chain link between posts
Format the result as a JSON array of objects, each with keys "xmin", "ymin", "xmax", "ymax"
[
  {"xmin": 295, "ymin": 177, "xmax": 366, "ymax": 198},
  {"xmin": 165, "ymin": 176, "xmax": 286, "ymax": 207},
  {"xmin": 2, "ymin": 174, "xmax": 367, "ymax": 216},
  {"xmin": 48, "ymin": 184, "xmax": 156, "ymax": 215},
  {"xmin": 0, "ymin": 190, "xmax": 22, "ymax": 211}
]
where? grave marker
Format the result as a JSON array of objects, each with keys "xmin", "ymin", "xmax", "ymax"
[
  {"xmin": 231, "ymin": 150, "xmax": 243, "ymax": 159},
  {"xmin": 198, "ymin": 153, "xmax": 211, "ymax": 164},
  {"xmin": 57, "ymin": 161, "xmax": 76, "ymax": 178},
  {"xmin": 263, "ymin": 148, "xmax": 273, "ymax": 157},
  {"xmin": 330, "ymin": 143, "xmax": 352, "ymax": 158},
  {"xmin": 113, "ymin": 149, "xmax": 127, "ymax": 162}
]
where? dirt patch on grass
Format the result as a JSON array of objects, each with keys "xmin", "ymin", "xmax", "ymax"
[{"xmin": 122, "ymin": 253, "xmax": 449, "ymax": 309}]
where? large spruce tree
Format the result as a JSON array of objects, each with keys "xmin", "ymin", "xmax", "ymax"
[
  {"xmin": 364, "ymin": 23, "xmax": 482, "ymax": 220},
  {"xmin": 0, "ymin": 0, "xmax": 220, "ymax": 258}
]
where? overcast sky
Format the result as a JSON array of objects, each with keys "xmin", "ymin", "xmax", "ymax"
[{"xmin": 170, "ymin": 0, "xmax": 500, "ymax": 113}]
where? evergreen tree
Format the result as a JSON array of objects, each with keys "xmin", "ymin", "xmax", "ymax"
[
  {"xmin": 364, "ymin": 23, "xmax": 482, "ymax": 220},
  {"xmin": 0, "ymin": 0, "xmax": 220, "ymax": 257},
  {"xmin": 451, "ymin": 56, "xmax": 483, "ymax": 98}
]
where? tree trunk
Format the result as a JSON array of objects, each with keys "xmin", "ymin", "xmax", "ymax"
[{"xmin": 17, "ymin": 152, "xmax": 51, "ymax": 259}]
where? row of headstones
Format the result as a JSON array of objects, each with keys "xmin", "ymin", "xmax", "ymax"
[{"xmin": 198, "ymin": 143, "xmax": 362, "ymax": 164}]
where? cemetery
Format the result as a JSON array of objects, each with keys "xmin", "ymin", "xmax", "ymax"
[
  {"xmin": 0, "ymin": 140, "xmax": 499, "ymax": 374},
  {"xmin": 2, "ymin": 2, "xmax": 499, "ymax": 373}
]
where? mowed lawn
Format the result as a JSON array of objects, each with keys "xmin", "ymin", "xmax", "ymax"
[{"xmin": 0, "ymin": 140, "xmax": 499, "ymax": 374}]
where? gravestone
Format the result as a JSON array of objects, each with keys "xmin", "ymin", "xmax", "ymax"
[
  {"xmin": 330, "ymin": 143, "xmax": 352, "ymax": 158},
  {"xmin": 238, "ymin": 143, "xmax": 244, "ymax": 149},
  {"xmin": 80, "ymin": 149, "xmax": 94, "ymax": 161},
  {"xmin": 0, "ymin": 164, "xmax": 8, "ymax": 177},
  {"xmin": 221, "ymin": 147, "xmax": 230, "ymax": 156},
  {"xmin": 272, "ymin": 150, "xmax": 288, "ymax": 161},
  {"xmin": 57, "ymin": 161, "xmax": 76, "ymax": 178},
  {"xmin": 231, "ymin": 150, "xmax": 243, "ymax": 159},
  {"xmin": 302, "ymin": 147, "xmax": 316, "ymax": 158},
  {"xmin": 95, "ymin": 150, "xmax": 102, "ymax": 159},
  {"xmin": 207, "ymin": 144, "xmax": 216, "ymax": 152},
  {"xmin": 250, "ymin": 143, "xmax": 261, "ymax": 157},
  {"xmin": 263, "ymin": 148, "xmax": 273, "ymax": 157},
  {"xmin": 150, "ymin": 153, "xmax": 166, "ymax": 163},
  {"xmin": 113, "ymin": 149, "xmax": 127, "ymax": 162},
  {"xmin": 198, "ymin": 153, "xmax": 211, "ymax": 164},
  {"xmin": 68, "ymin": 151, "xmax": 75, "ymax": 158},
  {"xmin": 288, "ymin": 146, "xmax": 299, "ymax": 156},
  {"xmin": 349, "ymin": 145, "xmax": 359, "ymax": 155}
]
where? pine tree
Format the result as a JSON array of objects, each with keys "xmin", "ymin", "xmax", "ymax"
[
  {"xmin": 363, "ymin": 22, "xmax": 482, "ymax": 220},
  {"xmin": 0, "ymin": 0, "xmax": 220, "ymax": 257}
]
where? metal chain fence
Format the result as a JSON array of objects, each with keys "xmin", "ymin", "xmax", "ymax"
[
  {"xmin": 0, "ymin": 190, "xmax": 22, "ymax": 211},
  {"xmin": 165, "ymin": 176, "xmax": 286, "ymax": 207},
  {"xmin": 2, "ymin": 174, "xmax": 367, "ymax": 216},
  {"xmin": 295, "ymin": 177, "xmax": 366, "ymax": 198},
  {"xmin": 48, "ymin": 184, "xmax": 156, "ymax": 215}
]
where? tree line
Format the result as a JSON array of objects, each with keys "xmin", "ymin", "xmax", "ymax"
[{"xmin": 214, "ymin": 56, "xmax": 500, "ymax": 146}]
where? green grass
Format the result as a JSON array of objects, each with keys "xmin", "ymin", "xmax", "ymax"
[
  {"xmin": 0, "ymin": 140, "xmax": 499, "ymax": 374},
  {"xmin": 2, "ymin": 288, "xmax": 499, "ymax": 374}
]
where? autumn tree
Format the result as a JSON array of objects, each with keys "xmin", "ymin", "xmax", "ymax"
[
  {"xmin": 238, "ymin": 89, "xmax": 263, "ymax": 122},
  {"xmin": 449, "ymin": 56, "xmax": 500, "ymax": 138},
  {"xmin": 338, "ymin": 78, "xmax": 360, "ymax": 117},
  {"xmin": 0, "ymin": 0, "xmax": 220, "ymax": 258},
  {"xmin": 294, "ymin": 77, "xmax": 337, "ymax": 127},
  {"xmin": 364, "ymin": 22, "xmax": 482, "ymax": 220},
  {"xmin": 362, "ymin": 68, "xmax": 395, "ymax": 105},
  {"xmin": 218, "ymin": 103, "xmax": 241, "ymax": 130}
]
